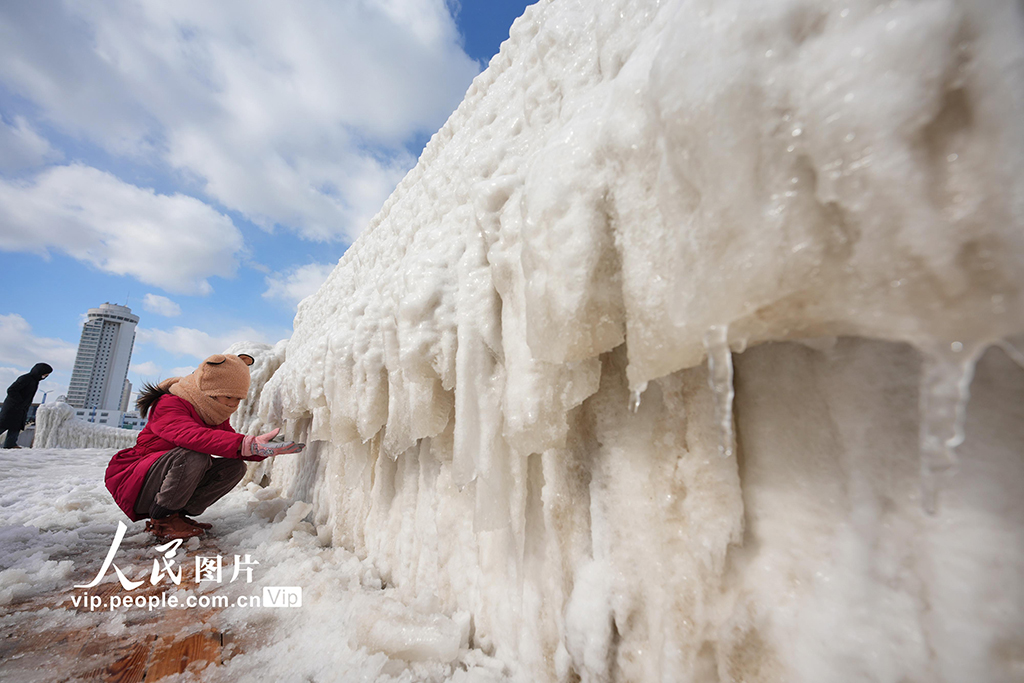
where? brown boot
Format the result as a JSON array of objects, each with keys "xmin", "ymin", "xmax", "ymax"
[
  {"xmin": 149, "ymin": 515, "xmax": 205, "ymax": 540},
  {"xmin": 180, "ymin": 513, "xmax": 212, "ymax": 530}
]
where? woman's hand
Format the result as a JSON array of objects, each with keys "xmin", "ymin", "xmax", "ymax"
[{"xmin": 241, "ymin": 428, "xmax": 305, "ymax": 460}]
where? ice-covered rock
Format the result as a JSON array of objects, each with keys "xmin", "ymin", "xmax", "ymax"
[{"xmin": 253, "ymin": 0, "xmax": 1024, "ymax": 681}]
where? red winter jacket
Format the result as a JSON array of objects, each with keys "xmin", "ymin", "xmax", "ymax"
[{"xmin": 105, "ymin": 394, "xmax": 246, "ymax": 521}]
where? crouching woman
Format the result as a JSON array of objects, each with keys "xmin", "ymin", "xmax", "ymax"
[{"xmin": 105, "ymin": 353, "xmax": 304, "ymax": 541}]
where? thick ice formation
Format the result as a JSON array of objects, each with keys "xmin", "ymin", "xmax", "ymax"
[
  {"xmin": 34, "ymin": 402, "xmax": 138, "ymax": 450},
  {"xmin": 255, "ymin": 0, "xmax": 1023, "ymax": 680}
]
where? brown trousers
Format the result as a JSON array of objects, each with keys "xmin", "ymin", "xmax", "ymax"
[{"xmin": 134, "ymin": 448, "xmax": 247, "ymax": 518}]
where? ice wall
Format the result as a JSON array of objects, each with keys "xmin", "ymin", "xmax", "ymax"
[
  {"xmin": 257, "ymin": 0, "xmax": 1024, "ymax": 680},
  {"xmin": 34, "ymin": 402, "xmax": 138, "ymax": 450}
]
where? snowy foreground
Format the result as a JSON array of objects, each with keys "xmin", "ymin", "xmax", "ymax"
[
  {"xmin": 0, "ymin": 448, "xmax": 508, "ymax": 682},
  {"xmin": 247, "ymin": 0, "xmax": 1023, "ymax": 681}
]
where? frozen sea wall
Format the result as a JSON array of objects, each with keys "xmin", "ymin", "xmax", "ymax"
[
  {"xmin": 34, "ymin": 402, "xmax": 138, "ymax": 450},
  {"xmin": 258, "ymin": 0, "xmax": 1024, "ymax": 681}
]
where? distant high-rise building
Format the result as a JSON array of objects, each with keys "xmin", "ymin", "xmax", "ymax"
[
  {"xmin": 120, "ymin": 378, "xmax": 132, "ymax": 412},
  {"xmin": 67, "ymin": 303, "xmax": 139, "ymax": 410}
]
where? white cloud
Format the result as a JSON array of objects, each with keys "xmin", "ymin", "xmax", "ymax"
[
  {"xmin": 142, "ymin": 293, "xmax": 182, "ymax": 317},
  {"xmin": 0, "ymin": 1, "xmax": 480, "ymax": 241},
  {"xmin": 0, "ymin": 314, "xmax": 77, "ymax": 371},
  {"xmin": 130, "ymin": 360, "xmax": 162, "ymax": 377},
  {"xmin": 263, "ymin": 262, "xmax": 335, "ymax": 308},
  {"xmin": 0, "ymin": 116, "xmax": 61, "ymax": 172},
  {"xmin": 137, "ymin": 325, "xmax": 286, "ymax": 361},
  {"xmin": 0, "ymin": 164, "xmax": 244, "ymax": 294},
  {"xmin": 0, "ymin": 367, "xmax": 18, "ymax": 387},
  {"xmin": 0, "ymin": 315, "xmax": 77, "ymax": 402}
]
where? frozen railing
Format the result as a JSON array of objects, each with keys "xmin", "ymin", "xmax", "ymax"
[{"xmin": 34, "ymin": 402, "xmax": 138, "ymax": 450}]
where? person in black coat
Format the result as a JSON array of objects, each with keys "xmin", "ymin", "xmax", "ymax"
[{"xmin": 0, "ymin": 363, "xmax": 52, "ymax": 448}]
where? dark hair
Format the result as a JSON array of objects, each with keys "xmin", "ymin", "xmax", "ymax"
[{"xmin": 136, "ymin": 382, "xmax": 172, "ymax": 418}]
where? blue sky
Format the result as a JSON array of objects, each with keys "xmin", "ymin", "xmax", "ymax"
[{"xmin": 0, "ymin": 0, "xmax": 537, "ymax": 404}]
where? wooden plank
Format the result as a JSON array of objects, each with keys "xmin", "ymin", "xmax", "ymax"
[
  {"xmin": 144, "ymin": 631, "xmax": 222, "ymax": 680},
  {"xmin": 97, "ymin": 639, "xmax": 152, "ymax": 683}
]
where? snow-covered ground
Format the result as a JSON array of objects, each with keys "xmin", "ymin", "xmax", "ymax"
[{"xmin": 0, "ymin": 448, "xmax": 511, "ymax": 682}]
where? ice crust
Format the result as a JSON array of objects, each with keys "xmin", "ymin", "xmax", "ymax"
[{"xmin": 253, "ymin": 0, "xmax": 1023, "ymax": 681}]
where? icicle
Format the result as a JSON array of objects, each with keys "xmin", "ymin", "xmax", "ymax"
[
  {"xmin": 629, "ymin": 382, "xmax": 647, "ymax": 413},
  {"xmin": 703, "ymin": 325, "xmax": 735, "ymax": 458},
  {"xmin": 997, "ymin": 338, "xmax": 1024, "ymax": 370},
  {"xmin": 918, "ymin": 342, "xmax": 982, "ymax": 514}
]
